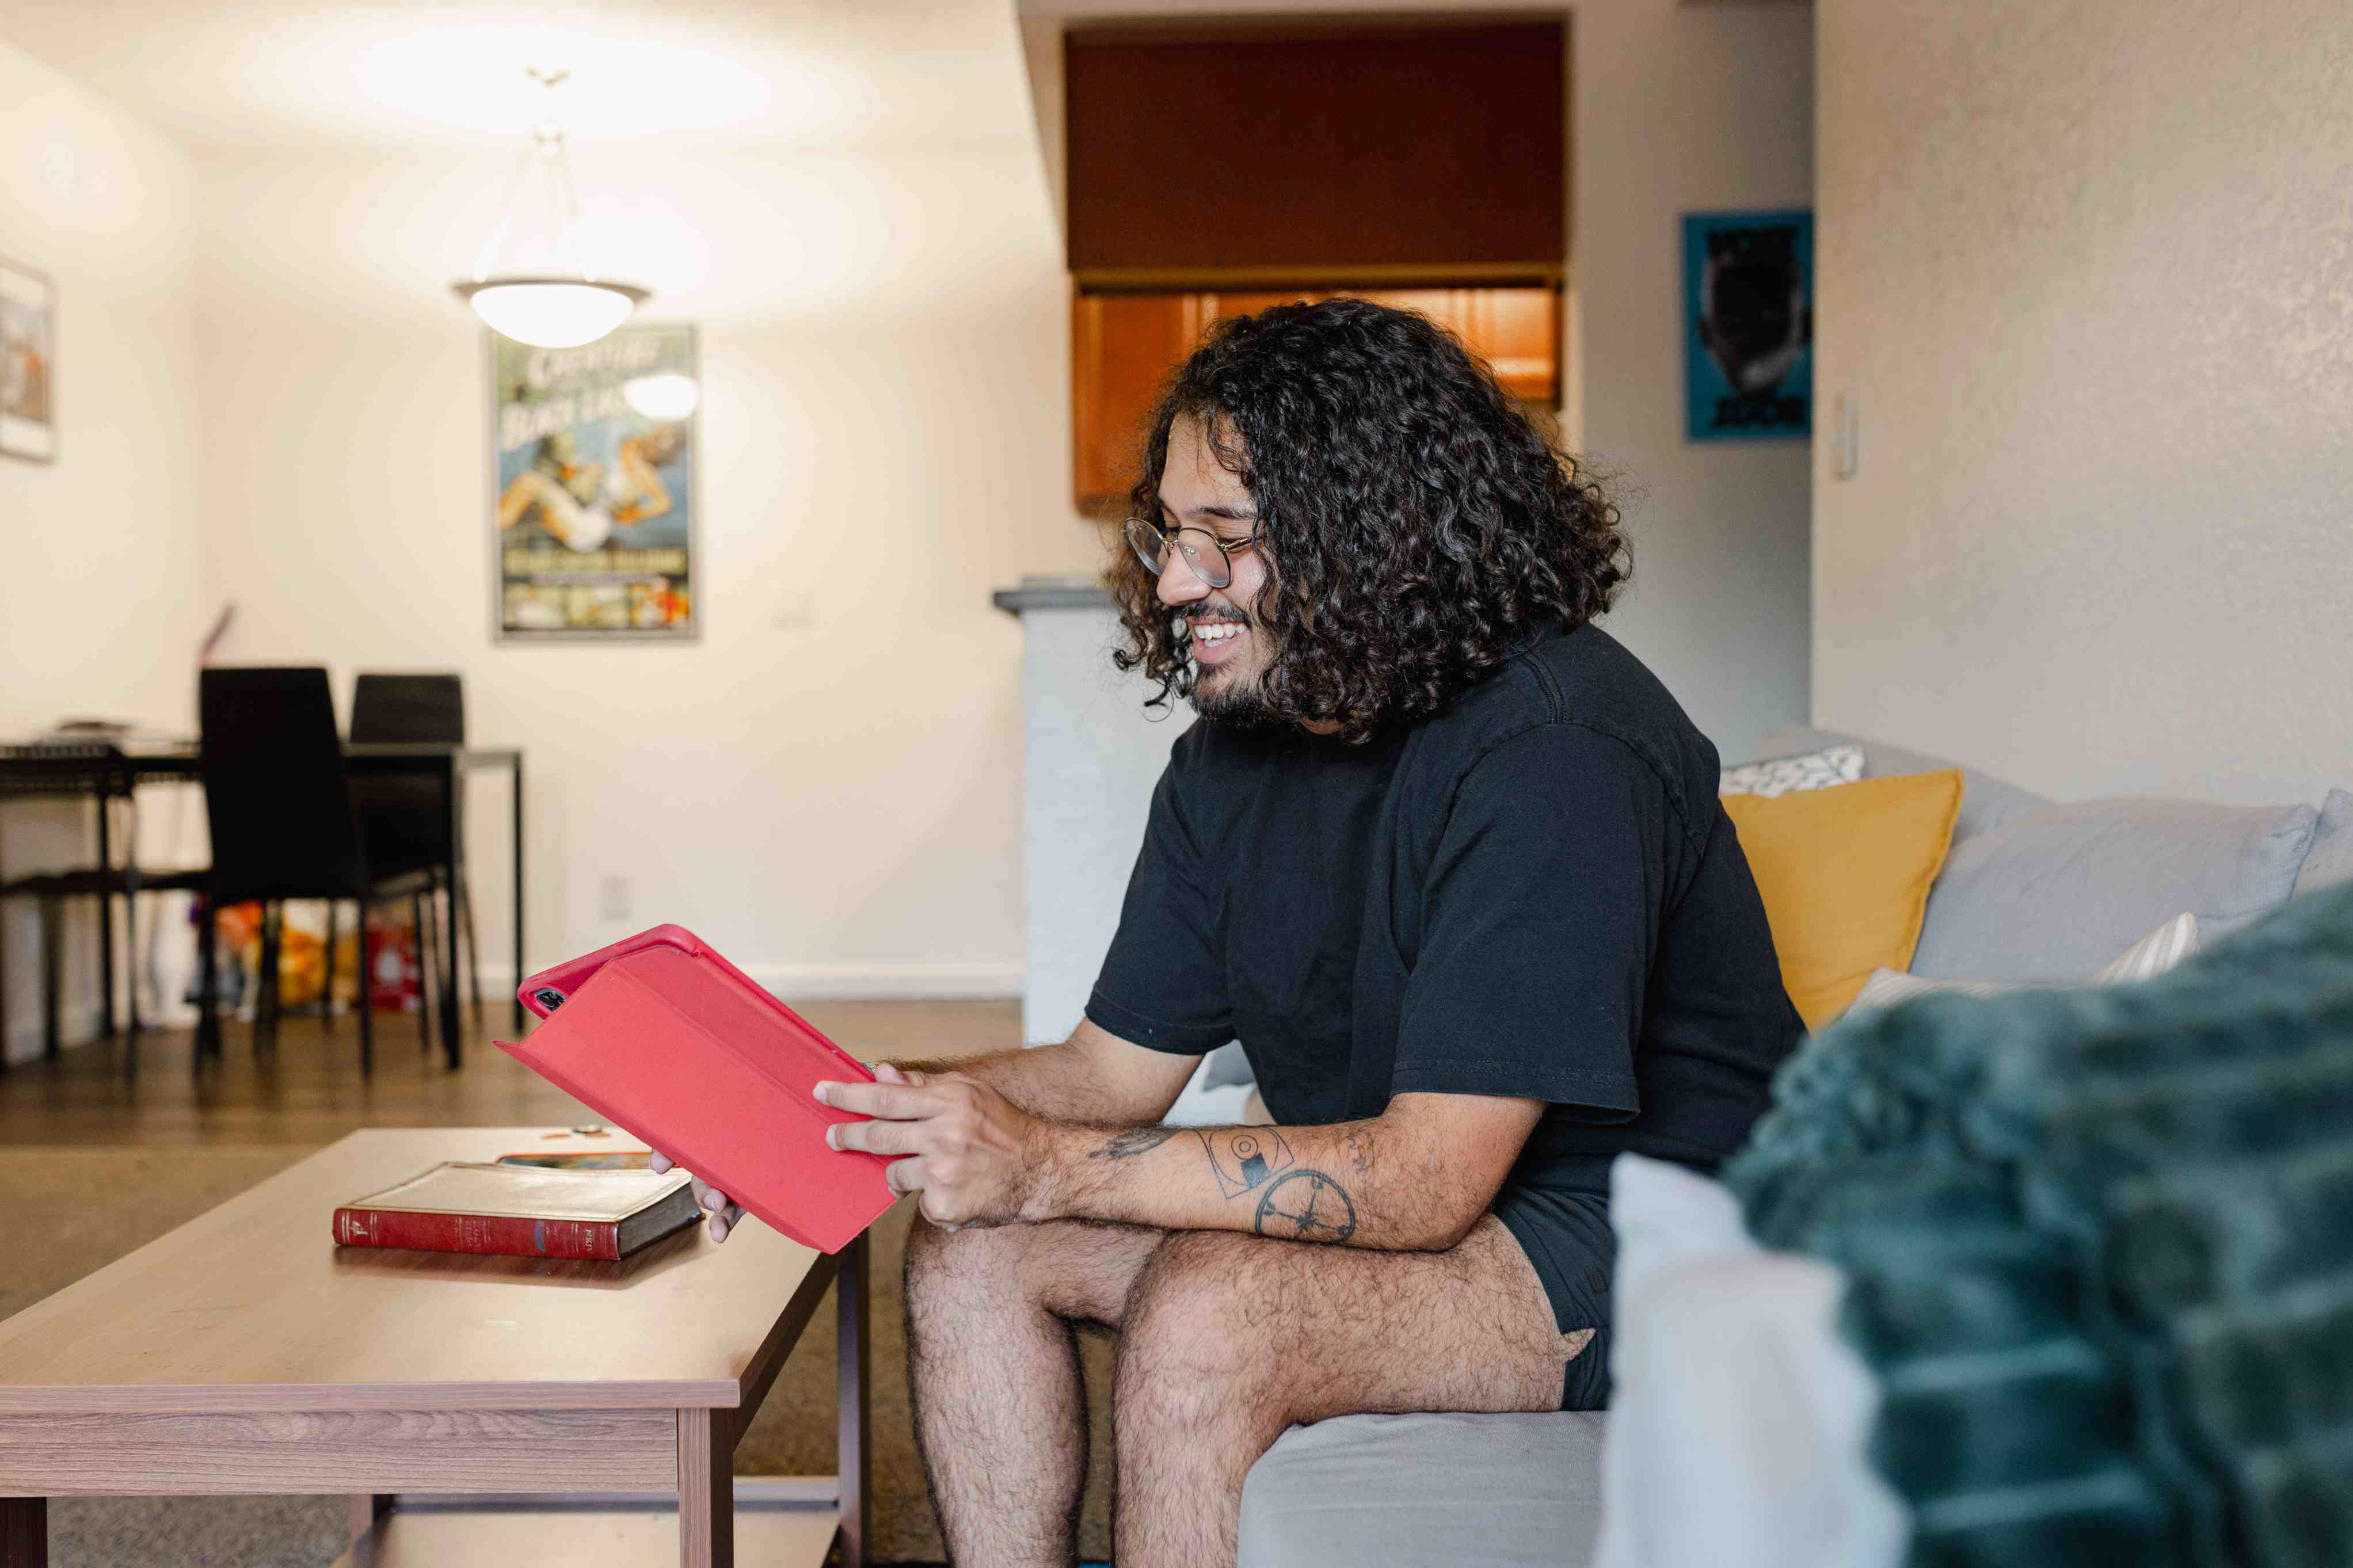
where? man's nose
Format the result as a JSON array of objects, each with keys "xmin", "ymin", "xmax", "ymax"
[{"xmin": 1155, "ymin": 554, "xmax": 1212, "ymax": 608}]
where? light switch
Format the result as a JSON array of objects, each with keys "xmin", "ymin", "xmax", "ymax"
[{"xmin": 1829, "ymin": 392, "xmax": 1859, "ymax": 481}]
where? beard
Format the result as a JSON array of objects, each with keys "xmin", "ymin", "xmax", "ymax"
[{"xmin": 1189, "ymin": 661, "xmax": 1284, "ymax": 728}]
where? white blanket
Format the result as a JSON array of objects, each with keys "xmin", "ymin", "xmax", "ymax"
[{"xmin": 1594, "ymin": 1154, "xmax": 1909, "ymax": 1568}]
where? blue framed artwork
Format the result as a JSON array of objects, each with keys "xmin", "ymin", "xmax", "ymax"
[{"xmin": 1683, "ymin": 210, "xmax": 1813, "ymax": 441}]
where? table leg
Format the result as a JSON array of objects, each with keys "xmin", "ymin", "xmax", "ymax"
[
  {"xmin": 437, "ymin": 759, "xmax": 462, "ymax": 1069},
  {"xmin": 838, "ymin": 1230, "xmax": 870, "ymax": 1568},
  {"xmin": 677, "ymin": 1406, "xmax": 733, "ymax": 1568},
  {"xmin": 511, "ymin": 754, "xmax": 526, "ymax": 1032},
  {"xmin": 94, "ymin": 791, "xmax": 115, "ymax": 1039},
  {"xmin": 0, "ymin": 1495, "xmax": 43, "ymax": 1568},
  {"xmin": 347, "ymin": 1493, "xmax": 393, "ymax": 1546}
]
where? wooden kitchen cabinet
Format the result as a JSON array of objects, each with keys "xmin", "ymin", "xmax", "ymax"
[{"xmin": 1072, "ymin": 287, "xmax": 1561, "ymax": 514}]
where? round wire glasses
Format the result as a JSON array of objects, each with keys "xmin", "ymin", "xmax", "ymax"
[{"xmin": 1122, "ymin": 517, "xmax": 1267, "ymax": 591}]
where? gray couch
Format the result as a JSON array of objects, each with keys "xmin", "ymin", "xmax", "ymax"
[{"xmin": 1233, "ymin": 725, "xmax": 2353, "ymax": 1568}]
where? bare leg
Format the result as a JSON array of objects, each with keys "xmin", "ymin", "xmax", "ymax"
[
  {"xmin": 903, "ymin": 1216, "xmax": 1164, "ymax": 1568},
  {"xmin": 1114, "ymin": 1218, "xmax": 1593, "ymax": 1568}
]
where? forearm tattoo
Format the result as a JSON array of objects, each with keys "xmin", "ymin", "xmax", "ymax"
[
  {"xmin": 1089, "ymin": 1126, "xmax": 1181, "ymax": 1159},
  {"xmin": 1195, "ymin": 1127, "xmax": 1359, "ymax": 1244},
  {"xmin": 1081, "ymin": 1123, "xmax": 1365, "ymax": 1246}
]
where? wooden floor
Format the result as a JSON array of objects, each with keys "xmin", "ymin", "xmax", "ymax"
[{"xmin": 0, "ymin": 997, "xmax": 1026, "ymax": 1147}]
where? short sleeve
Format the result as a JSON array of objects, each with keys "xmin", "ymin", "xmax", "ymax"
[
  {"xmin": 1084, "ymin": 759, "xmax": 1235, "ymax": 1055},
  {"xmin": 1390, "ymin": 724, "xmax": 1680, "ymax": 1116}
]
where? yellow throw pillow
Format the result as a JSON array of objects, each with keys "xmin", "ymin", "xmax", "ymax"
[{"xmin": 1720, "ymin": 769, "xmax": 1964, "ymax": 1029}]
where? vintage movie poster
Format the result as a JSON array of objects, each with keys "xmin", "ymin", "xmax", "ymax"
[
  {"xmin": 490, "ymin": 323, "xmax": 698, "ymax": 640},
  {"xmin": 1682, "ymin": 211, "xmax": 1813, "ymax": 442},
  {"xmin": 0, "ymin": 260, "xmax": 56, "ymax": 463}
]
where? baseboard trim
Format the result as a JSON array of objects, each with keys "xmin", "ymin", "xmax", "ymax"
[{"xmin": 477, "ymin": 962, "xmax": 1023, "ymax": 1001}]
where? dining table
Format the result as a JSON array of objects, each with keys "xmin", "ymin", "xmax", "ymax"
[{"xmin": 0, "ymin": 736, "xmax": 527, "ymax": 1067}]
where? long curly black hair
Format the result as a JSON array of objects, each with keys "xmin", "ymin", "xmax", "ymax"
[{"xmin": 1107, "ymin": 297, "xmax": 1629, "ymax": 743}]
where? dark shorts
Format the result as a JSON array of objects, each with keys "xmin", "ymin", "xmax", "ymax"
[{"xmin": 1492, "ymin": 1185, "xmax": 1614, "ymax": 1411}]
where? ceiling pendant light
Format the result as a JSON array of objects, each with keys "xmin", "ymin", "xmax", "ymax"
[{"xmin": 452, "ymin": 67, "xmax": 649, "ymax": 350}]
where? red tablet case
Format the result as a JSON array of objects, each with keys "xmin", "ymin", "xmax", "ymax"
[{"xmin": 494, "ymin": 925, "xmax": 896, "ymax": 1254}]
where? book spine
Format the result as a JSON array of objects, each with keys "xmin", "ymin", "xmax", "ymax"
[{"xmin": 331, "ymin": 1207, "xmax": 622, "ymax": 1260}]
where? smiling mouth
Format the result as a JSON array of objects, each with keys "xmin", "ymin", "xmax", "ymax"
[{"xmin": 1187, "ymin": 614, "xmax": 1248, "ymax": 647}]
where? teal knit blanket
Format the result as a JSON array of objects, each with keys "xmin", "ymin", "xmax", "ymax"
[{"xmin": 1723, "ymin": 880, "xmax": 2353, "ymax": 1568}]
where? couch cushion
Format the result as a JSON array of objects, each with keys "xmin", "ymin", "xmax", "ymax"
[
  {"xmin": 1238, "ymin": 1410, "xmax": 1606, "ymax": 1568},
  {"xmin": 1909, "ymin": 797, "xmax": 2317, "ymax": 983},
  {"xmin": 1848, "ymin": 911, "xmax": 2203, "ymax": 1012},
  {"xmin": 2297, "ymin": 788, "xmax": 2353, "ymax": 898},
  {"xmin": 1750, "ymin": 725, "xmax": 2050, "ymax": 844}
]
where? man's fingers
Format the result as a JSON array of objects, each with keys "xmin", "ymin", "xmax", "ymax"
[
  {"xmin": 815, "ymin": 1078, "xmax": 942, "ymax": 1119},
  {"xmin": 873, "ymin": 1062, "xmax": 908, "ymax": 1084},
  {"xmin": 649, "ymin": 1150, "xmax": 673, "ymax": 1174},
  {"xmin": 828, "ymin": 1119, "xmax": 926, "ymax": 1157},
  {"xmin": 882, "ymin": 1156, "xmax": 928, "ymax": 1197}
]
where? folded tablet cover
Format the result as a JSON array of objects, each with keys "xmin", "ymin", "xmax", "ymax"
[{"xmin": 494, "ymin": 926, "xmax": 896, "ymax": 1254}]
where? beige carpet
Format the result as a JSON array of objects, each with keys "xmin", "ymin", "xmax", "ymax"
[{"xmin": 1, "ymin": 1147, "xmax": 1116, "ymax": 1565}]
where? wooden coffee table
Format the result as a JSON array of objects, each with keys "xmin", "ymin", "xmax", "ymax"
[{"xmin": 0, "ymin": 1128, "xmax": 870, "ymax": 1568}]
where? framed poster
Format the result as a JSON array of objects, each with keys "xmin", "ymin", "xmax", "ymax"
[
  {"xmin": 1, "ymin": 260, "xmax": 56, "ymax": 463},
  {"xmin": 1683, "ymin": 211, "xmax": 1813, "ymax": 442},
  {"xmin": 489, "ymin": 323, "xmax": 699, "ymax": 641}
]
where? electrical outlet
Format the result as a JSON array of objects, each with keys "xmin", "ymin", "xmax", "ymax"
[{"xmin": 599, "ymin": 875, "xmax": 632, "ymax": 924}]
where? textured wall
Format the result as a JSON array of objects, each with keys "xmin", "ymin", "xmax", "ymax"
[{"xmin": 1814, "ymin": 0, "xmax": 2353, "ymax": 804}]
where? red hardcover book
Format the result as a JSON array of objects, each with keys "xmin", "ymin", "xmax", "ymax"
[
  {"xmin": 332, "ymin": 1162, "xmax": 699, "ymax": 1260},
  {"xmin": 494, "ymin": 925, "xmax": 897, "ymax": 1255}
]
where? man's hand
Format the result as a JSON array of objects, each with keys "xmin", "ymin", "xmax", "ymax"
[
  {"xmin": 646, "ymin": 1149, "xmax": 744, "ymax": 1243},
  {"xmin": 817, "ymin": 1062, "xmax": 1048, "ymax": 1229}
]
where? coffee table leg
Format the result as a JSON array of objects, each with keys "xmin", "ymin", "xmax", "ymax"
[
  {"xmin": 0, "ymin": 1497, "xmax": 44, "ymax": 1568},
  {"xmin": 677, "ymin": 1407, "xmax": 733, "ymax": 1568},
  {"xmin": 347, "ymin": 1493, "xmax": 393, "ymax": 1545},
  {"xmin": 838, "ymin": 1231, "xmax": 870, "ymax": 1568}
]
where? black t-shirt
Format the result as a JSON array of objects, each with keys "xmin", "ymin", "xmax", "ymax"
[{"xmin": 1086, "ymin": 622, "xmax": 1803, "ymax": 1211}]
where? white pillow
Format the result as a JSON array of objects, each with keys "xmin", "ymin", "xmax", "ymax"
[
  {"xmin": 1720, "ymin": 745, "xmax": 1865, "ymax": 799},
  {"xmin": 1845, "ymin": 911, "xmax": 2199, "ymax": 1013},
  {"xmin": 1596, "ymin": 1154, "xmax": 1907, "ymax": 1568}
]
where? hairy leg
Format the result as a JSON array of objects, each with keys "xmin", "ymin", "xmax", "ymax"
[
  {"xmin": 903, "ymin": 1216, "xmax": 1165, "ymax": 1568},
  {"xmin": 1114, "ymin": 1217, "xmax": 1592, "ymax": 1568}
]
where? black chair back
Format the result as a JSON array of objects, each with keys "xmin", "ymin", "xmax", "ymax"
[
  {"xmin": 199, "ymin": 667, "xmax": 367, "ymax": 903},
  {"xmin": 351, "ymin": 673, "xmax": 466, "ymax": 745}
]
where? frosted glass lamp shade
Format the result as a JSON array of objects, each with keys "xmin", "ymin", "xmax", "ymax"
[{"xmin": 456, "ymin": 277, "xmax": 648, "ymax": 349}]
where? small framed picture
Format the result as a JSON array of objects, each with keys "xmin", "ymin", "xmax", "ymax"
[
  {"xmin": 1, "ymin": 260, "xmax": 56, "ymax": 463},
  {"xmin": 1683, "ymin": 211, "xmax": 1813, "ymax": 442}
]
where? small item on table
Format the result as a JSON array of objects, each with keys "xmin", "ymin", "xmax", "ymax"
[{"xmin": 332, "ymin": 1161, "xmax": 696, "ymax": 1260}]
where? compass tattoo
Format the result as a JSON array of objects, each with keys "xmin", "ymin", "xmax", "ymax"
[{"xmin": 1251, "ymin": 1169, "xmax": 1358, "ymax": 1244}]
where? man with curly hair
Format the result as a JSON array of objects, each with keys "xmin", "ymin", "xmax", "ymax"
[{"xmin": 693, "ymin": 300, "xmax": 1803, "ymax": 1566}]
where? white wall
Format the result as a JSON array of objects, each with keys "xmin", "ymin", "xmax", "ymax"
[
  {"xmin": 189, "ymin": 114, "xmax": 1099, "ymax": 996},
  {"xmin": 0, "ymin": 40, "xmax": 208, "ymax": 1061},
  {"xmin": 1571, "ymin": 0, "xmax": 1815, "ymax": 766},
  {"xmin": 1814, "ymin": 0, "xmax": 2353, "ymax": 804},
  {"xmin": 1021, "ymin": 0, "xmax": 1816, "ymax": 766}
]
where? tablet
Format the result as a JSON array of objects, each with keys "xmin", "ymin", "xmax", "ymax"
[{"xmin": 496, "ymin": 925, "xmax": 896, "ymax": 1253}]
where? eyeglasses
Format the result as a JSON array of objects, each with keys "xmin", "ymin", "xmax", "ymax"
[{"xmin": 1124, "ymin": 517, "xmax": 1267, "ymax": 591}]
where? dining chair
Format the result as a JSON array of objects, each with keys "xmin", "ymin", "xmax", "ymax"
[
  {"xmin": 0, "ymin": 748, "xmax": 206, "ymax": 1077},
  {"xmin": 349, "ymin": 672, "xmax": 482, "ymax": 1020},
  {"xmin": 196, "ymin": 666, "xmax": 444, "ymax": 1075}
]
